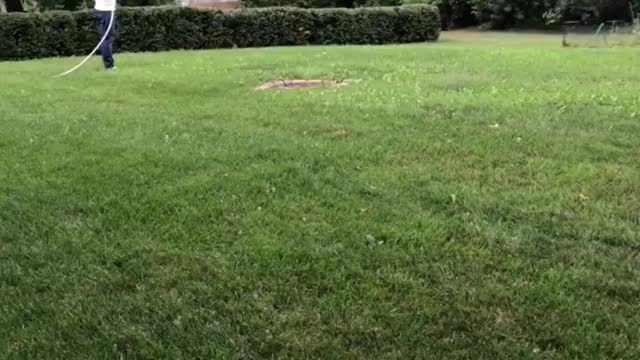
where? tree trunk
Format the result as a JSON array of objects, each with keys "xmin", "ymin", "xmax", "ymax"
[
  {"xmin": 5, "ymin": 0, "xmax": 23, "ymax": 11},
  {"xmin": 0, "ymin": 0, "xmax": 7, "ymax": 13}
]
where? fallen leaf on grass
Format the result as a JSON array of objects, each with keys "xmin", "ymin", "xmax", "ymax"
[{"xmin": 578, "ymin": 193, "xmax": 589, "ymax": 201}]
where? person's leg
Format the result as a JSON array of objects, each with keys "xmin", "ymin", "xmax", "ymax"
[{"xmin": 96, "ymin": 11, "xmax": 115, "ymax": 69}]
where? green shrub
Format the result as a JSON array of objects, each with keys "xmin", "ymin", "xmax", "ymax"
[
  {"xmin": 545, "ymin": 0, "xmax": 637, "ymax": 24},
  {"xmin": 244, "ymin": 0, "xmax": 474, "ymax": 29},
  {"xmin": 242, "ymin": 0, "xmax": 337, "ymax": 8},
  {"xmin": 353, "ymin": 0, "xmax": 403, "ymax": 7},
  {"xmin": 32, "ymin": 0, "xmax": 174, "ymax": 11},
  {"xmin": 240, "ymin": 0, "xmax": 401, "ymax": 8},
  {"xmin": 241, "ymin": 0, "xmax": 638, "ymax": 29},
  {"xmin": 471, "ymin": 0, "xmax": 638, "ymax": 29},
  {"xmin": 418, "ymin": 0, "xmax": 475, "ymax": 29},
  {"xmin": 0, "ymin": 5, "xmax": 440, "ymax": 60},
  {"xmin": 0, "ymin": 11, "xmax": 78, "ymax": 58},
  {"xmin": 469, "ymin": 0, "xmax": 549, "ymax": 29}
]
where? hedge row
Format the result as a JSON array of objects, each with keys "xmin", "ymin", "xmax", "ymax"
[
  {"xmin": 242, "ymin": 0, "xmax": 640, "ymax": 29},
  {"xmin": 241, "ymin": 0, "xmax": 402, "ymax": 9},
  {"xmin": 34, "ymin": 0, "xmax": 175, "ymax": 12},
  {"xmin": 0, "ymin": 5, "xmax": 440, "ymax": 60}
]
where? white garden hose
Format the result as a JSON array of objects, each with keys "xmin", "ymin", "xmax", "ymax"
[{"xmin": 54, "ymin": 10, "xmax": 115, "ymax": 77}]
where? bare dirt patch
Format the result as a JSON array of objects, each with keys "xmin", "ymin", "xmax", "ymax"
[{"xmin": 254, "ymin": 79, "xmax": 351, "ymax": 90}]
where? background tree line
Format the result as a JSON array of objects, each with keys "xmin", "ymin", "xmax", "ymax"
[
  {"xmin": 1, "ymin": 0, "xmax": 638, "ymax": 30},
  {"xmin": 242, "ymin": 0, "xmax": 638, "ymax": 28}
]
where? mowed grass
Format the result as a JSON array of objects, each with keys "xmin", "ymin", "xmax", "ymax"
[{"xmin": 1, "ymin": 31, "xmax": 640, "ymax": 359}]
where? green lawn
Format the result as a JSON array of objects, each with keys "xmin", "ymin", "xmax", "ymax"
[{"xmin": 1, "ymin": 31, "xmax": 640, "ymax": 359}]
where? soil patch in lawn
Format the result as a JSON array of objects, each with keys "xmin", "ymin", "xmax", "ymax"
[{"xmin": 254, "ymin": 79, "xmax": 351, "ymax": 90}]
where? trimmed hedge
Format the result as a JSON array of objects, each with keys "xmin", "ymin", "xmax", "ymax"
[
  {"xmin": 241, "ymin": 0, "xmax": 401, "ymax": 9},
  {"xmin": 242, "ymin": 0, "xmax": 473, "ymax": 29},
  {"xmin": 0, "ymin": 5, "xmax": 440, "ymax": 60},
  {"xmin": 242, "ymin": 0, "xmax": 640, "ymax": 29}
]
